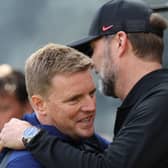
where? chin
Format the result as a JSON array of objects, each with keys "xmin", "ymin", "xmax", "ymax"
[{"xmin": 80, "ymin": 128, "xmax": 95, "ymax": 139}]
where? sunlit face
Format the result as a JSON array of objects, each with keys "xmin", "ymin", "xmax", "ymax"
[
  {"xmin": 91, "ymin": 36, "xmax": 118, "ymax": 97},
  {"xmin": 0, "ymin": 94, "xmax": 26, "ymax": 130},
  {"xmin": 44, "ymin": 69, "xmax": 96, "ymax": 140}
]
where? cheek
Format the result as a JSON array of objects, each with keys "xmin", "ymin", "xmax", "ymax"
[
  {"xmin": 65, "ymin": 107, "xmax": 79, "ymax": 121},
  {"xmin": 92, "ymin": 53, "xmax": 104, "ymax": 71},
  {"xmin": 51, "ymin": 107, "xmax": 80, "ymax": 136},
  {"xmin": 51, "ymin": 105, "xmax": 79, "ymax": 125}
]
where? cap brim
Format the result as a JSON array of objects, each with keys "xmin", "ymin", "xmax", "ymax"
[{"xmin": 68, "ymin": 35, "xmax": 99, "ymax": 57}]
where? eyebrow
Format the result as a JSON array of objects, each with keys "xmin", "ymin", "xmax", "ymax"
[
  {"xmin": 63, "ymin": 88, "xmax": 96, "ymax": 103},
  {"xmin": 90, "ymin": 88, "xmax": 96, "ymax": 95}
]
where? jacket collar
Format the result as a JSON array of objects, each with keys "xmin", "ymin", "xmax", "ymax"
[
  {"xmin": 23, "ymin": 112, "xmax": 73, "ymax": 142},
  {"xmin": 114, "ymin": 69, "xmax": 168, "ymax": 135},
  {"xmin": 121, "ymin": 69, "xmax": 168, "ymax": 109}
]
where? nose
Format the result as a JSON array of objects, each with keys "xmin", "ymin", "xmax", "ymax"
[{"xmin": 81, "ymin": 95, "xmax": 96, "ymax": 112}]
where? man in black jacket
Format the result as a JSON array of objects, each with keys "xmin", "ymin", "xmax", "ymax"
[{"xmin": 0, "ymin": 0, "xmax": 168, "ymax": 168}]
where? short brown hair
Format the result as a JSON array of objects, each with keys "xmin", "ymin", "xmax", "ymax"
[
  {"xmin": 25, "ymin": 43, "xmax": 93, "ymax": 99},
  {"xmin": 128, "ymin": 13, "xmax": 168, "ymax": 63}
]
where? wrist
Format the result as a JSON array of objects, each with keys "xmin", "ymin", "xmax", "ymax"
[{"xmin": 22, "ymin": 126, "xmax": 42, "ymax": 146}]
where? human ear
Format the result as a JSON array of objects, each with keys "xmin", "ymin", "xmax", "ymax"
[
  {"xmin": 31, "ymin": 95, "xmax": 47, "ymax": 115},
  {"xmin": 116, "ymin": 31, "xmax": 128, "ymax": 56}
]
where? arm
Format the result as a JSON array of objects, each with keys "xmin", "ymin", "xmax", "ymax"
[
  {"xmin": 26, "ymin": 94, "xmax": 168, "ymax": 168},
  {"xmin": 1, "ymin": 94, "xmax": 168, "ymax": 168}
]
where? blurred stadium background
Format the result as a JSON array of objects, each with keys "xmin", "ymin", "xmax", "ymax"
[{"xmin": 0, "ymin": 0, "xmax": 168, "ymax": 140}]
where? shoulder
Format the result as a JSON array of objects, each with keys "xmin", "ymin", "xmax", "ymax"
[
  {"xmin": 85, "ymin": 134, "xmax": 110, "ymax": 151},
  {"xmin": 7, "ymin": 150, "xmax": 42, "ymax": 168},
  {"xmin": 95, "ymin": 134, "xmax": 110, "ymax": 144}
]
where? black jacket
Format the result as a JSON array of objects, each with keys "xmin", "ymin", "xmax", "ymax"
[{"xmin": 27, "ymin": 69, "xmax": 168, "ymax": 168}]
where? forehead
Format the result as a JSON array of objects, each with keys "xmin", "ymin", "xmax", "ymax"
[{"xmin": 50, "ymin": 70, "xmax": 95, "ymax": 95}]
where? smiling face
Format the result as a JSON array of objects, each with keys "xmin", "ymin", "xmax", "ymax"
[{"xmin": 43, "ymin": 69, "xmax": 96, "ymax": 140}]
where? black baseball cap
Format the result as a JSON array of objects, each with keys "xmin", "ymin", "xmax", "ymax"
[{"xmin": 68, "ymin": 0, "xmax": 163, "ymax": 56}]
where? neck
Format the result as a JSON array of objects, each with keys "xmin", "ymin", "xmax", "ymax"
[{"xmin": 116, "ymin": 59, "xmax": 162, "ymax": 100}]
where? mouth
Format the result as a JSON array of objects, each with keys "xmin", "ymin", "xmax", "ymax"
[{"xmin": 78, "ymin": 115, "xmax": 95, "ymax": 128}]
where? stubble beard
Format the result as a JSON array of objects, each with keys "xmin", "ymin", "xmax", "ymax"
[
  {"xmin": 98, "ymin": 52, "xmax": 118, "ymax": 98},
  {"xmin": 98, "ymin": 70, "xmax": 117, "ymax": 98}
]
